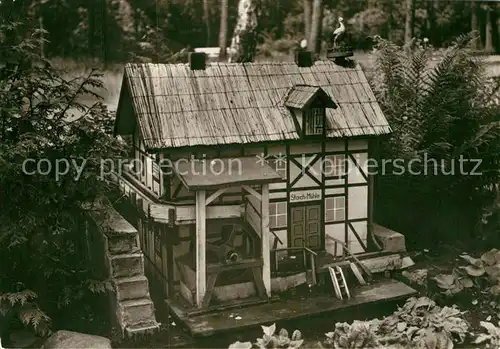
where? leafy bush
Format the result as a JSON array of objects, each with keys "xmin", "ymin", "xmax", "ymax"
[
  {"xmin": 321, "ymin": 297, "xmax": 469, "ymax": 349},
  {"xmin": 373, "ymin": 33, "xmax": 500, "ymax": 245},
  {"xmin": 228, "ymin": 323, "xmax": 303, "ymax": 349},
  {"xmin": 474, "ymin": 321, "xmax": 500, "ymax": 348},
  {"xmin": 0, "ymin": 22, "xmax": 124, "ymax": 337},
  {"xmin": 433, "ymin": 269, "xmax": 474, "ymax": 296},
  {"xmin": 433, "ymin": 248, "xmax": 500, "ymax": 297}
]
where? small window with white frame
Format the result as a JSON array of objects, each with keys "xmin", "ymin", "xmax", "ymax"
[
  {"xmin": 269, "ymin": 202, "xmax": 287, "ymax": 229},
  {"xmin": 324, "ymin": 155, "xmax": 345, "ymax": 177},
  {"xmin": 269, "ymin": 156, "xmax": 287, "ymax": 179},
  {"xmin": 325, "ymin": 196, "xmax": 345, "ymax": 222}
]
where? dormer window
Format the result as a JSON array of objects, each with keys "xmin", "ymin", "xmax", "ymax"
[
  {"xmin": 283, "ymin": 85, "xmax": 337, "ymax": 139},
  {"xmin": 306, "ymin": 107, "xmax": 325, "ymax": 135}
]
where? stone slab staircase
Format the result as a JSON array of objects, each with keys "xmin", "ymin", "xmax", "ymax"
[{"xmin": 93, "ymin": 207, "xmax": 160, "ymax": 337}]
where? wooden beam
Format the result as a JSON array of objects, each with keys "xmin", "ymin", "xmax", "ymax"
[
  {"xmin": 195, "ymin": 190, "xmax": 206, "ymax": 308},
  {"xmin": 166, "ymin": 226, "xmax": 176, "ymax": 298},
  {"xmin": 149, "ymin": 203, "xmax": 243, "ymax": 224},
  {"xmin": 159, "ymin": 153, "xmax": 165, "ymax": 197},
  {"xmin": 261, "ymin": 183, "xmax": 271, "ymax": 297},
  {"xmin": 205, "ymin": 188, "xmax": 228, "ymax": 205},
  {"xmin": 242, "ymin": 185, "xmax": 261, "ymax": 201},
  {"xmin": 201, "ymin": 273, "xmax": 218, "ymax": 308}
]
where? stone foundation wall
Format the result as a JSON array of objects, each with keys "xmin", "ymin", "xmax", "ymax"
[{"xmin": 87, "ymin": 206, "xmax": 159, "ymax": 338}]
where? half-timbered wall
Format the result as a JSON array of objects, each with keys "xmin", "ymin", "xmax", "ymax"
[
  {"xmin": 138, "ymin": 138, "xmax": 370, "ymax": 255},
  {"xmin": 131, "ymin": 127, "xmax": 162, "ymax": 196},
  {"xmin": 323, "ymin": 139, "xmax": 369, "ymax": 255}
]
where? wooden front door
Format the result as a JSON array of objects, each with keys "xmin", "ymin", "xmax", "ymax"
[{"xmin": 290, "ymin": 204, "xmax": 321, "ymax": 249}]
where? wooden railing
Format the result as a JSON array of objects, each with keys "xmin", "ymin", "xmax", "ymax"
[
  {"xmin": 326, "ymin": 235, "xmax": 372, "ymax": 281},
  {"xmin": 271, "ymin": 246, "xmax": 318, "ymax": 285}
]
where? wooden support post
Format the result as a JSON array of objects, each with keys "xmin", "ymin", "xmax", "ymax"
[
  {"xmin": 159, "ymin": 153, "xmax": 164, "ymax": 197},
  {"xmin": 310, "ymin": 253, "xmax": 317, "ymax": 285},
  {"xmin": 195, "ymin": 190, "xmax": 206, "ymax": 307},
  {"xmin": 261, "ymin": 183, "xmax": 271, "ymax": 297},
  {"xmin": 166, "ymin": 226, "xmax": 175, "ymax": 298}
]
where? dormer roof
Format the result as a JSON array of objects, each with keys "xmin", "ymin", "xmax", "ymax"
[{"xmin": 283, "ymin": 85, "xmax": 337, "ymax": 109}]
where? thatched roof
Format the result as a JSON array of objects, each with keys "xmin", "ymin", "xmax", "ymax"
[
  {"xmin": 115, "ymin": 60, "xmax": 391, "ymax": 150},
  {"xmin": 283, "ymin": 85, "xmax": 337, "ymax": 109}
]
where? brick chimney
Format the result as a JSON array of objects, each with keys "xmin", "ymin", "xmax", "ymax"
[
  {"xmin": 295, "ymin": 51, "xmax": 313, "ymax": 67},
  {"xmin": 189, "ymin": 52, "xmax": 206, "ymax": 70}
]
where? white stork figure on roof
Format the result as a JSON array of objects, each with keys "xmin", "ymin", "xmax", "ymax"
[{"xmin": 333, "ymin": 17, "xmax": 345, "ymax": 47}]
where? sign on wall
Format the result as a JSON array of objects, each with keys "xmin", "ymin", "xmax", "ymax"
[{"xmin": 290, "ymin": 189, "xmax": 322, "ymax": 203}]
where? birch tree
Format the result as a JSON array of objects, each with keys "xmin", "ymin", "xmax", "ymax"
[
  {"xmin": 219, "ymin": 0, "xmax": 228, "ymax": 60},
  {"xmin": 228, "ymin": 0, "xmax": 261, "ymax": 63},
  {"xmin": 308, "ymin": 0, "xmax": 323, "ymax": 54}
]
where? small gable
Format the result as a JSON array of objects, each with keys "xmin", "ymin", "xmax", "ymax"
[
  {"xmin": 284, "ymin": 85, "xmax": 337, "ymax": 110},
  {"xmin": 114, "ymin": 75, "xmax": 136, "ymax": 136}
]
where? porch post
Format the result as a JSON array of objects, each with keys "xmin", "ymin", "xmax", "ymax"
[
  {"xmin": 261, "ymin": 183, "xmax": 271, "ymax": 297},
  {"xmin": 195, "ymin": 190, "xmax": 206, "ymax": 307}
]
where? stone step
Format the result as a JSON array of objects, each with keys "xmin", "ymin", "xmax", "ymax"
[
  {"xmin": 125, "ymin": 320, "xmax": 160, "ymax": 337},
  {"xmin": 110, "ymin": 253, "xmax": 144, "ymax": 278},
  {"xmin": 115, "ymin": 275, "xmax": 150, "ymax": 301},
  {"xmin": 107, "ymin": 234, "xmax": 140, "ymax": 255},
  {"xmin": 120, "ymin": 298, "xmax": 155, "ymax": 327}
]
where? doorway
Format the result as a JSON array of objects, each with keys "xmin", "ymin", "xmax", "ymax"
[{"xmin": 290, "ymin": 203, "xmax": 321, "ymax": 250}]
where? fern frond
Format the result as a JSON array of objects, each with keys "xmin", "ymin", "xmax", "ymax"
[
  {"xmin": 85, "ymin": 279, "xmax": 114, "ymax": 294},
  {"xmin": 18, "ymin": 303, "xmax": 52, "ymax": 336},
  {"xmin": 0, "ymin": 290, "xmax": 37, "ymax": 307}
]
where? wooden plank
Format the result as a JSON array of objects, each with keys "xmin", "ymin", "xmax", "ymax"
[
  {"xmin": 167, "ymin": 226, "xmax": 176, "ymax": 297},
  {"xmin": 168, "ymin": 279, "xmax": 417, "ymax": 337},
  {"xmin": 159, "ymin": 153, "xmax": 165, "ymax": 197},
  {"xmin": 350, "ymin": 262, "xmax": 366, "ymax": 285},
  {"xmin": 205, "ymin": 188, "xmax": 228, "ymax": 205},
  {"xmin": 251, "ymin": 267, "xmax": 268, "ymax": 299},
  {"xmin": 242, "ymin": 185, "xmax": 262, "ymax": 202},
  {"xmin": 261, "ymin": 183, "xmax": 271, "ymax": 297},
  {"xmin": 149, "ymin": 203, "xmax": 243, "ymax": 224},
  {"xmin": 328, "ymin": 267, "xmax": 342, "ymax": 299},
  {"xmin": 201, "ymin": 273, "xmax": 219, "ymax": 308},
  {"xmin": 177, "ymin": 204, "xmax": 243, "ymax": 224},
  {"xmin": 195, "ymin": 190, "xmax": 206, "ymax": 308},
  {"xmin": 206, "ymin": 259, "xmax": 262, "ymax": 274}
]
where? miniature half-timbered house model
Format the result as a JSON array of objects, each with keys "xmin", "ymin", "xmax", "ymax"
[{"xmin": 112, "ymin": 51, "xmax": 412, "ymax": 327}]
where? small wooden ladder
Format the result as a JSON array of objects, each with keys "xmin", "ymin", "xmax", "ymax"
[{"xmin": 328, "ymin": 266, "xmax": 351, "ymax": 300}]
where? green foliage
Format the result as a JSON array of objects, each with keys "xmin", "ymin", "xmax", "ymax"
[
  {"xmin": 228, "ymin": 323, "xmax": 304, "ymax": 349},
  {"xmin": 0, "ymin": 22, "xmax": 125, "ymax": 335},
  {"xmin": 373, "ymin": 33, "xmax": 500, "ymax": 244},
  {"xmin": 1, "ymin": 0, "xmax": 497, "ymax": 65},
  {"xmin": 432, "ymin": 249, "xmax": 500, "ymax": 298},
  {"xmin": 321, "ymin": 297, "xmax": 469, "ymax": 349},
  {"xmin": 433, "ymin": 269, "xmax": 474, "ymax": 297},
  {"xmin": 473, "ymin": 321, "xmax": 500, "ymax": 348}
]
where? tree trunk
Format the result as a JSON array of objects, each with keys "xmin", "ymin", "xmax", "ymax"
[
  {"xmin": 303, "ymin": 0, "xmax": 312, "ymax": 40},
  {"xmin": 101, "ymin": 0, "xmax": 108, "ymax": 66},
  {"xmin": 39, "ymin": 16, "xmax": 44, "ymax": 58},
  {"xmin": 308, "ymin": 0, "xmax": 323, "ymax": 54},
  {"xmin": 203, "ymin": 0, "xmax": 212, "ymax": 46},
  {"xmin": 219, "ymin": 0, "xmax": 228, "ymax": 60},
  {"xmin": 88, "ymin": 1, "xmax": 96, "ymax": 57},
  {"xmin": 228, "ymin": 0, "xmax": 261, "ymax": 63},
  {"xmin": 485, "ymin": 6, "xmax": 493, "ymax": 53},
  {"xmin": 471, "ymin": 2, "xmax": 480, "ymax": 49},
  {"xmin": 426, "ymin": 0, "xmax": 436, "ymax": 45},
  {"xmin": 404, "ymin": 0, "xmax": 414, "ymax": 44}
]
